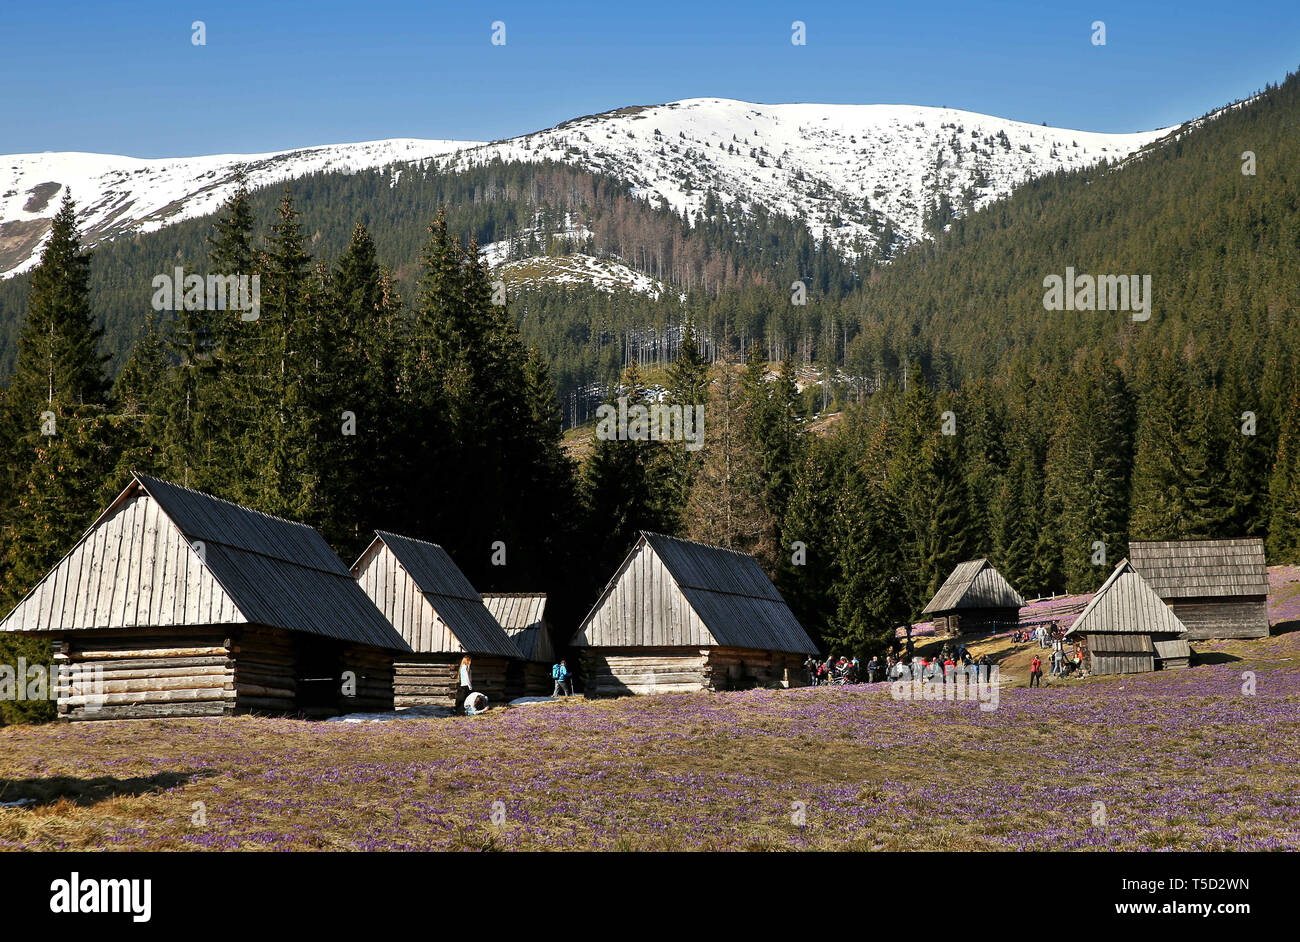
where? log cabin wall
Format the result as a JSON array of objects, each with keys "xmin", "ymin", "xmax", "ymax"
[
  {"xmin": 505, "ymin": 661, "xmax": 554, "ymax": 699},
  {"xmin": 581, "ymin": 646, "xmax": 809, "ymax": 697},
  {"xmin": 232, "ymin": 625, "xmax": 298, "ymax": 715},
  {"xmin": 393, "ymin": 654, "xmax": 510, "ymax": 707},
  {"xmin": 1168, "ymin": 598, "xmax": 1269, "ymax": 640},
  {"xmin": 341, "ymin": 642, "xmax": 396, "ymax": 712},
  {"xmin": 1090, "ymin": 652, "xmax": 1155, "ymax": 674},
  {"xmin": 705, "ymin": 647, "xmax": 807, "ymax": 690},
  {"xmin": 54, "ymin": 629, "xmax": 235, "ymax": 721}
]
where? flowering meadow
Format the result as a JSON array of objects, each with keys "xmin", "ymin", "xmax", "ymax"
[{"xmin": 1, "ymin": 624, "xmax": 1296, "ymax": 853}]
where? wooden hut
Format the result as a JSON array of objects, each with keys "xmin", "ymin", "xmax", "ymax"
[
  {"xmin": 571, "ymin": 532, "xmax": 816, "ymax": 696},
  {"xmin": 482, "ymin": 593, "xmax": 554, "ymax": 698},
  {"xmin": 1128, "ymin": 539, "xmax": 1269, "ymax": 639},
  {"xmin": 351, "ymin": 532, "xmax": 522, "ymax": 707},
  {"xmin": 921, "ymin": 559, "xmax": 1025, "ymax": 636},
  {"xmin": 0, "ymin": 473, "xmax": 409, "ymax": 720},
  {"xmin": 1064, "ymin": 559, "xmax": 1191, "ymax": 674}
]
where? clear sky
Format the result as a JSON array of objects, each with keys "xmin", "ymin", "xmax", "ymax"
[{"xmin": 2, "ymin": 1, "xmax": 1296, "ymax": 157}]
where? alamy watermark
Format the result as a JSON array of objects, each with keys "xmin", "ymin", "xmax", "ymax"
[
  {"xmin": 890, "ymin": 665, "xmax": 1000, "ymax": 712},
  {"xmin": 1042, "ymin": 267, "xmax": 1151, "ymax": 322},
  {"xmin": 152, "ymin": 266, "xmax": 260, "ymax": 321},
  {"xmin": 595, "ymin": 397, "xmax": 704, "ymax": 451},
  {"xmin": 1, "ymin": 658, "xmax": 105, "ymax": 712}
]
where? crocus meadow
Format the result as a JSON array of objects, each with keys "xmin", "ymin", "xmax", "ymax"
[{"xmin": 1, "ymin": 629, "xmax": 1297, "ymax": 851}]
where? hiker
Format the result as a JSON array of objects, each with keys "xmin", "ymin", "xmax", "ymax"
[
  {"xmin": 1035, "ymin": 624, "xmax": 1047, "ymax": 648},
  {"xmin": 867, "ymin": 656, "xmax": 880, "ymax": 684},
  {"xmin": 943, "ymin": 656, "xmax": 955, "ymax": 681},
  {"xmin": 850, "ymin": 656, "xmax": 861, "ymax": 683},
  {"xmin": 552, "ymin": 659, "xmax": 572, "ymax": 696},
  {"xmin": 454, "ymin": 655, "xmax": 473, "ymax": 715},
  {"xmin": 1051, "ymin": 647, "xmax": 1064, "ymax": 677},
  {"xmin": 804, "ymin": 655, "xmax": 818, "ymax": 686},
  {"xmin": 1029, "ymin": 654, "xmax": 1043, "ymax": 688}
]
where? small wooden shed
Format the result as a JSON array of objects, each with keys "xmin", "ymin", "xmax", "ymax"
[
  {"xmin": 482, "ymin": 593, "xmax": 554, "ymax": 698},
  {"xmin": 1128, "ymin": 539, "xmax": 1269, "ymax": 639},
  {"xmin": 1064, "ymin": 559, "xmax": 1191, "ymax": 674},
  {"xmin": 921, "ymin": 559, "xmax": 1026, "ymax": 636},
  {"xmin": 351, "ymin": 531, "xmax": 522, "ymax": 707},
  {"xmin": 0, "ymin": 473, "xmax": 410, "ymax": 720},
  {"xmin": 571, "ymin": 531, "xmax": 817, "ymax": 696}
]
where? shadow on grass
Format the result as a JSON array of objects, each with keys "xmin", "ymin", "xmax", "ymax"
[
  {"xmin": 0, "ymin": 770, "xmax": 217, "ymax": 808},
  {"xmin": 1194, "ymin": 652, "xmax": 1243, "ymax": 665},
  {"xmin": 1270, "ymin": 619, "xmax": 1300, "ymax": 637}
]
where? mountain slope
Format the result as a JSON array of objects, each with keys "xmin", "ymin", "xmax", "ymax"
[
  {"xmin": 0, "ymin": 99, "xmax": 1176, "ymax": 278},
  {"xmin": 436, "ymin": 98, "xmax": 1176, "ymax": 256},
  {"xmin": 0, "ymin": 139, "xmax": 480, "ymax": 276}
]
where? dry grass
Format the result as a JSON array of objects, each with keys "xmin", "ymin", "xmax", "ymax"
[{"xmin": 1, "ymin": 632, "xmax": 1297, "ymax": 851}]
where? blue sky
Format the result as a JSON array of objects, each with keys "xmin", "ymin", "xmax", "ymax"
[{"xmin": 2, "ymin": 1, "xmax": 1295, "ymax": 156}]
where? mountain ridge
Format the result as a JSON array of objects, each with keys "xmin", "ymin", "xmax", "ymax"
[{"xmin": 0, "ymin": 98, "xmax": 1179, "ymax": 278}]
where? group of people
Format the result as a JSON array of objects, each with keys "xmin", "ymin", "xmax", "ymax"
[
  {"xmin": 804, "ymin": 643, "xmax": 997, "ymax": 689},
  {"xmin": 1027, "ymin": 637, "xmax": 1085, "ymax": 685},
  {"xmin": 886, "ymin": 644, "xmax": 994, "ymax": 683},
  {"xmin": 805, "ymin": 655, "xmax": 864, "ymax": 685}
]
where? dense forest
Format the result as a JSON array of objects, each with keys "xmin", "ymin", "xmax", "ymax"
[{"xmin": 3, "ymin": 69, "xmax": 1300, "ymax": 724}]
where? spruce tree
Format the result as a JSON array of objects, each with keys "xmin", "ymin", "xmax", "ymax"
[{"xmin": 6, "ymin": 193, "xmax": 106, "ymax": 416}]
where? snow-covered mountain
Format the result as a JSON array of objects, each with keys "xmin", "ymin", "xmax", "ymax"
[
  {"xmin": 0, "ymin": 139, "xmax": 481, "ymax": 277},
  {"xmin": 436, "ymin": 98, "xmax": 1176, "ymax": 255},
  {"xmin": 0, "ymin": 99, "xmax": 1179, "ymax": 278}
]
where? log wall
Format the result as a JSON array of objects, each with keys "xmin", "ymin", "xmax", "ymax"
[
  {"xmin": 233, "ymin": 625, "xmax": 298, "ymax": 715},
  {"xmin": 340, "ymin": 642, "xmax": 396, "ymax": 712},
  {"xmin": 506, "ymin": 661, "xmax": 555, "ymax": 699},
  {"xmin": 1090, "ymin": 654, "xmax": 1154, "ymax": 674},
  {"xmin": 1168, "ymin": 597, "xmax": 1269, "ymax": 640},
  {"xmin": 394, "ymin": 655, "xmax": 510, "ymax": 707},
  {"xmin": 581, "ymin": 646, "xmax": 808, "ymax": 697},
  {"xmin": 54, "ymin": 631, "xmax": 235, "ymax": 721},
  {"xmin": 54, "ymin": 625, "xmax": 398, "ymax": 720}
]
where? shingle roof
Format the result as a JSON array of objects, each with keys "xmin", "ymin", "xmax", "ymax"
[
  {"xmin": 482, "ymin": 594, "xmax": 552, "ymax": 662},
  {"xmin": 1065, "ymin": 559, "xmax": 1188, "ymax": 638},
  {"xmin": 921, "ymin": 559, "xmax": 1025, "ymax": 615},
  {"xmin": 1128, "ymin": 539, "xmax": 1268, "ymax": 599},
  {"xmin": 126, "ymin": 474, "xmax": 410, "ymax": 650},
  {"xmin": 371, "ymin": 532, "xmax": 521, "ymax": 659},
  {"xmin": 640, "ymin": 532, "xmax": 816, "ymax": 655}
]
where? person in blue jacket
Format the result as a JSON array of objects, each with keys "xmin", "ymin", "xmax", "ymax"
[{"xmin": 551, "ymin": 659, "xmax": 572, "ymax": 697}]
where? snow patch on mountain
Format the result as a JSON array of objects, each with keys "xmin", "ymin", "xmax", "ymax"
[{"xmin": 497, "ymin": 253, "xmax": 675, "ymax": 299}]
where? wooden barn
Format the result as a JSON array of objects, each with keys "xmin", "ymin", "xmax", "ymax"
[
  {"xmin": 1129, "ymin": 539, "xmax": 1270, "ymax": 640},
  {"xmin": 351, "ymin": 532, "xmax": 522, "ymax": 707},
  {"xmin": 482, "ymin": 593, "xmax": 555, "ymax": 698},
  {"xmin": 571, "ymin": 532, "xmax": 817, "ymax": 696},
  {"xmin": 0, "ymin": 473, "xmax": 410, "ymax": 721},
  {"xmin": 1064, "ymin": 559, "xmax": 1192, "ymax": 674},
  {"xmin": 921, "ymin": 558, "xmax": 1026, "ymax": 636}
]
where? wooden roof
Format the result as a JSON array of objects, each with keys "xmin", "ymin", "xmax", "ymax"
[
  {"xmin": 921, "ymin": 558, "xmax": 1025, "ymax": 615},
  {"xmin": 352, "ymin": 532, "xmax": 521, "ymax": 659},
  {"xmin": 1128, "ymin": 538, "xmax": 1268, "ymax": 599},
  {"xmin": 482, "ymin": 593, "xmax": 553, "ymax": 663},
  {"xmin": 0, "ymin": 473, "xmax": 412, "ymax": 651},
  {"xmin": 573, "ymin": 532, "xmax": 817, "ymax": 654},
  {"xmin": 1064, "ymin": 559, "xmax": 1188, "ymax": 638}
]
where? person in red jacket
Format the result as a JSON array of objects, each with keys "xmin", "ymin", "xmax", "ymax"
[{"xmin": 1029, "ymin": 654, "xmax": 1043, "ymax": 688}]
